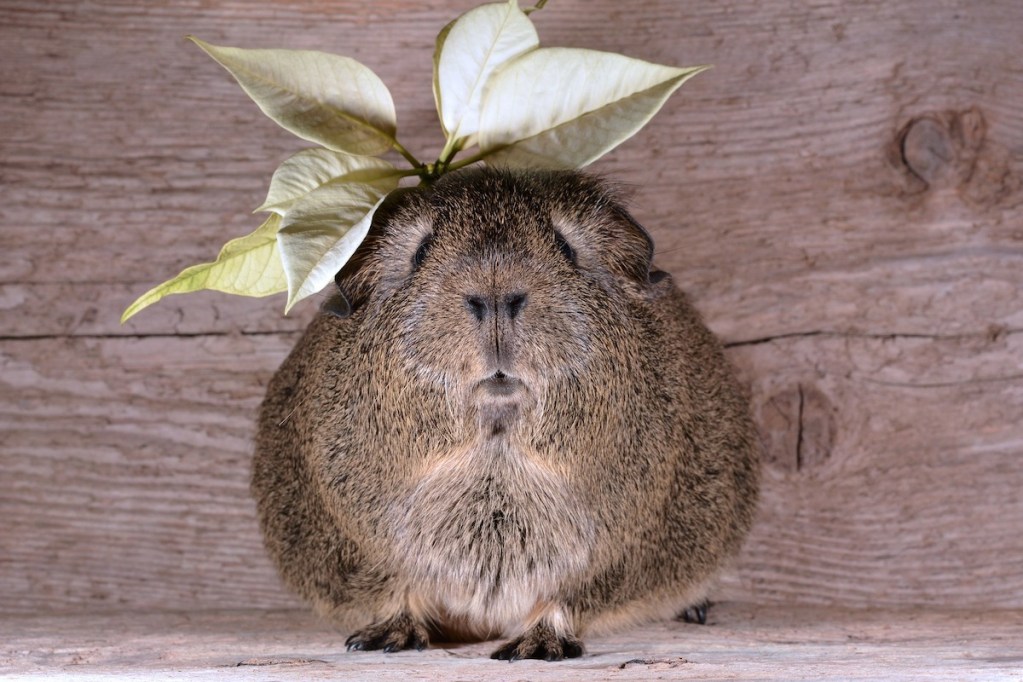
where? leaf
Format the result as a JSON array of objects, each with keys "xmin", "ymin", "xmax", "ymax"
[
  {"xmin": 478, "ymin": 48, "xmax": 708, "ymax": 168},
  {"xmin": 433, "ymin": 0, "xmax": 538, "ymax": 151},
  {"xmin": 189, "ymin": 37, "xmax": 398, "ymax": 156},
  {"xmin": 121, "ymin": 214, "xmax": 286, "ymax": 322},
  {"xmin": 257, "ymin": 149, "xmax": 401, "ymax": 215},
  {"xmin": 277, "ymin": 176, "xmax": 400, "ymax": 312}
]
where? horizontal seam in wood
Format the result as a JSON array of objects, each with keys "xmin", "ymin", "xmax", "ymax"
[
  {"xmin": 723, "ymin": 328, "xmax": 1023, "ymax": 348},
  {"xmin": 0, "ymin": 330, "xmax": 303, "ymax": 342},
  {"xmin": 0, "ymin": 328, "xmax": 1019, "ymax": 344}
]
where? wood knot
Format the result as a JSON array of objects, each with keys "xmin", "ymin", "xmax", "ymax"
[
  {"xmin": 901, "ymin": 117, "xmax": 956, "ymax": 186},
  {"xmin": 757, "ymin": 384, "xmax": 836, "ymax": 473},
  {"xmin": 892, "ymin": 107, "xmax": 992, "ymax": 195}
]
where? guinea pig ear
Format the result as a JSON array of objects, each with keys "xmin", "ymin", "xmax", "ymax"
[
  {"xmin": 610, "ymin": 207, "xmax": 656, "ymax": 284},
  {"xmin": 325, "ymin": 186, "xmax": 430, "ymax": 318},
  {"xmin": 324, "ymin": 233, "xmax": 377, "ymax": 319},
  {"xmin": 320, "ymin": 289, "xmax": 352, "ymax": 318}
]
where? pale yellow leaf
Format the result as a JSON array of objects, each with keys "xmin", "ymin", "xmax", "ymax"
[
  {"xmin": 479, "ymin": 48, "xmax": 708, "ymax": 168},
  {"xmin": 190, "ymin": 37, "xmax": 398, "ymax": 156},
  {"xmin": 257, "ymin": 149, "xmax": 400, "ymax": 215},
  {"xmin": 433, "ymin": 0, "xmax": 538, "ymax": 150},
  {"xmin": 121, "ymin": 214, "xmax": 286, "ymax": 322},
  {"xmin": 277, "ymin": 177, "xmax": 400, "ymax": 312}
]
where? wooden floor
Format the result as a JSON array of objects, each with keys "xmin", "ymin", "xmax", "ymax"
[{"xmin": 3, "ymin": 603, "xmax": 1021, "ymax": 680}]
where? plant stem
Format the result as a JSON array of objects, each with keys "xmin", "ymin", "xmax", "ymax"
[
  {"xmin": 446, "ymin": 148, "xmax": 493, "ymax": 173},
  {"xmin": 392, "ymin": 139, "xmax": 424, "ymax": 169},
  {"xmin": 438, "ymin": 136, "xmax": 462, "ymax": 169},
  {"xmin": 523, "ymin": 0, "xmax": 549, "ymax": 15}
]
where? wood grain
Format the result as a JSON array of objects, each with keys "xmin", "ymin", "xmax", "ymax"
[
  {"xmin": 1, "ymin": 0, "xmax": 1021, "ymax": 620},
  {"xmin": 727, "ymin": 332, "xmax": 1023, "ymax": 608},
  {"xmin": 2, "ymin": 604, "xmax": 1021, "ymax": 680},
  {"xmin": 3, "ymin": 332, "xmax": 1020, "ymax": 613},
  {"xmin": 0, "ymin": 335, "xmax": 300, "ymax": 615}
]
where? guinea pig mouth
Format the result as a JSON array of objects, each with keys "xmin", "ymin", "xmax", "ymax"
[{"xmin": 475, "ymin": 371, "xmax": 526, "ymax": 399}]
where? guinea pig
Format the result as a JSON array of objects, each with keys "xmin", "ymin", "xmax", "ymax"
[{"xmin": 252, "ymin": 167, "xmax": 759, "ymax": 661}]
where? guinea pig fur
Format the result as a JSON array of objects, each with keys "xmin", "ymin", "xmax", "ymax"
[{"xmin": 252, "ymin": 167, "xmax": 759, "ymax": 661}]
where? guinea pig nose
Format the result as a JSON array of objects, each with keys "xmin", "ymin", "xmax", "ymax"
[
  {"xmin": 504, "ymin": 292, "xmax": 527, "ymax": 320},
  {"xmin": 465, "ymin": 295, "xmax": 489, "ymax": 322},
  {"xmin": 464, "ymin": 293, "xmax": 528, "ymax": 322}
]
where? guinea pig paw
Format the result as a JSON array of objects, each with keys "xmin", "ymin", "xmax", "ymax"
[
  {"xmin": 679, "ymin": 599, "xmax": 711, "ymax": 625},
  {"xmin": 490, "ymin": 622, "xmax": 584, "ymax": 662},
  {"xmin": 345, "ymin": 612, "xmax": 430, "ymax": 653}
]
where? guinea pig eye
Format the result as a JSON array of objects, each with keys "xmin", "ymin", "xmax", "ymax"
[
  {"xmin": 411, "ymin": 234, "xmax": 433, "ymax": 271},
  {"xmin": 554, "ymin": 230, "xmax": 576, "ymax": 266}
]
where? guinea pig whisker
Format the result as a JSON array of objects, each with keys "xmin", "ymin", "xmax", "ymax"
[
  {"xmin": 278, "ymin": 406, "xmax": 298, "ymax": 427},
  {"xmin": 443, "ymin": 372, "xmax": 457, "ymax": 424}
]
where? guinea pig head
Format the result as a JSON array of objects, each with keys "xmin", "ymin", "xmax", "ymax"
[{"xmin": 334, "ymin": 169, "xmax": 656, "ymax": 437}]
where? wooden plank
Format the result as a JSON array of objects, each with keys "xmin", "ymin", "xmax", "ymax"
[
  {"xmin": 2, "ymin": 604, "xmax": 1021, "ymax": 680},
  {"xmin": 0, "ymin": 283, "xmax": 313, "ymax": 339},
  {"xmin": 2, "ymin": 0, "xmax": 1020, "ymax": 340},
  {"xmin": 2, "ymin": 332, "xmax": 1020, "ymax": 614},
  {"xmin": 724, "ymin": 332, "xmax": 1023, "ymax": 608},
  {"xmin": 0, "ymin": 335, "xmax": 300, "ymax": 614}
]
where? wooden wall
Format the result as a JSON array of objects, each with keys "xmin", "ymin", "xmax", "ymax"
[{"xmin": 2, "ymin": 0, "xmax": 1021, "ymax": 615}]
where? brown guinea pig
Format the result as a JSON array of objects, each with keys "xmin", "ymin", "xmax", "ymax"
[{"xmin": 252, "ymin": 167, "xmax": 759, "ymax": 661}]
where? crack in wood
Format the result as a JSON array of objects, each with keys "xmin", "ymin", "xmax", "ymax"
[
  {"xmin": 860, "ymin": 373, "xmax": 1023, "ymax": 389},
  {"xmin": 724, "ymin": 328, "xmax": 1023, "ymax": 348},
  {"xmin": 0, "ymin": 330, "xmax": 303, "ymax": 342},
  {"xmin": 619, "ymin": 657, "xmax": 690, "ymax": 669},
  {"xmin": 2, "ymin": 328, "xmax": 1020, "ymax": 344},
  {"xmin": 232, "ymin": 657, "xmax": 328, "ymax": 667},
  {"xmin": 796, "ymin": 384, "xmax": 805, "ymax": 472}
]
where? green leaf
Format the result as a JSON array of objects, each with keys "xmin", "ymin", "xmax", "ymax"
[
  {"xmin": 257, "ymin": 149, "xmax": 401, "ymax": 215},
  {"xmin": 433, "ymin": 0, "xmax": 538, "ymax": 152},
  {"xmin": 478, "ymin": 48, "xmax": 708, "ymax": 168},
  {"xmin": 189, "ymin": 37, "xmax": 398, "ymax": 156},
  {"xmin": 121, "ymin": 214, "xmax": 286, "ymax": 323},
  {"xmin": 277, "ymin": 176, "xmax": 400, "ymax": 312}
]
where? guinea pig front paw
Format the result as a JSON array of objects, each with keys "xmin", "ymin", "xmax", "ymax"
[
  {"xmin": 345, "ymin": 612, "xmax": 429, "ymax": 653},
  {"xmin": 490, "ymin": 621, "xmax": 584, "ymax": 662},
  {"xmin": 679, "ymin": 599, "xmax": 711, "ymax": 625}
]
